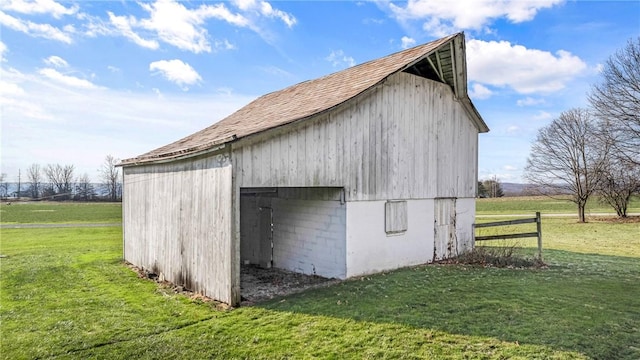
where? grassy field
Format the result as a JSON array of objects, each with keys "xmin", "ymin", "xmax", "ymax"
[
  {"xmin": 1, "ymin": 200, "xmax": 639, "ymax": 359},
  {"xmin": 476, "ymin": 195, "xmax": 640, "ymax": 216},
  {"xmin": 0, "ymin": 202, "xmax": 122, "ymax": 224}
]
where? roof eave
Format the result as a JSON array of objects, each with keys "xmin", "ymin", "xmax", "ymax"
[
  {"xmin": 119, "ymin": 140, "xmax": 232, "ymax": 167},
  {"xmin": 462, "ymin": 96, "xmax": 490, "ymax": 133}
]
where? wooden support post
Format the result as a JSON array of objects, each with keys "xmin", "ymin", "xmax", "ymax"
[{"xmin": 536, "ymin": 211, "xmax": 542, "ymax": 261}]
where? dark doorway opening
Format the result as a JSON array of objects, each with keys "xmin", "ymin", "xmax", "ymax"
[{"xmin": 239, "ymin": 187, "xmax": 346, "ymax": 304}]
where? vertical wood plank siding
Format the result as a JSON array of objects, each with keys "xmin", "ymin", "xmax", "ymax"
[
  {"xmin": 232, "ymin": 72, "xmax": 478, "ymax": 200},
  {"xmin": 123, "ymin": 152, "xmax": 234, "ymax": 304}
]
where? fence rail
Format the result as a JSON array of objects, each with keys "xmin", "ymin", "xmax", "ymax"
[{"xmin": 474, "ymin": 212, "xmax": 542, "ymax": 260}]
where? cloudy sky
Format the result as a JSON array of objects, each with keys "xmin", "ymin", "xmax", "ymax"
[{"xmin": 1, "ymin": 0, "xmax": 638, "ymax": 183}]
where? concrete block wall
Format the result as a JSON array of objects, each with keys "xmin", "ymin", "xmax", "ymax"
[
  {"xmin": 345, "ymin": 199, "xmax": 435, "ymax": 278},
  {"xmin": 271, "ymin": 197, "xmax": 347, "ymax": 279}
]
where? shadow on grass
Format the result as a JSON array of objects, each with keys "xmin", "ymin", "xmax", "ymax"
[{"xmin": 258, "ymin": 249, "xmax": 640, "ymax": 360}]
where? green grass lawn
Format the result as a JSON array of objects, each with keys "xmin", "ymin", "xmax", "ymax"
[
  {"xmin": 0, "ymin": 202, "xmax": 122, "ymax": 224},
  {"xmin": 1, "ymin": 201, "xmax": 639, "ymax": 359},
  {"xmin": 476, "ymin": 195, "xmax": 640, "ymax": 216}
]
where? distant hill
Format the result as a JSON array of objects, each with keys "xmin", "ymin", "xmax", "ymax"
[
  {"xmin": 501, "ymin": 183, "xmax": 572, "ymax": 197},
  {"xmin": 502, "ymin": 183, "xmax": 528, "ymax": 197}
]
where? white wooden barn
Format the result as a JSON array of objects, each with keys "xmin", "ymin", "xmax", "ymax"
[{"xmin": 121, "ymin": 32, "xmax": 489, "ymax": 306}]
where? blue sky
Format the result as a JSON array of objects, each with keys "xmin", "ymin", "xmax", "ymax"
[{"xmin": 1, "ymin": 0, "xmax": 639, "ymax": 183}]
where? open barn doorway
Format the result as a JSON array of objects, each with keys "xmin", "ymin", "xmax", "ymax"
[{"xmin": 239, "ymin": 187, "xmax": 346, "ymax": 304}]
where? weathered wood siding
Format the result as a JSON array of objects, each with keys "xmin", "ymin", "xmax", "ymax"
[
  {"xmin": 232, "ymin": 71, "xmax": 478, "ymax": 201},
  {"xmin": 122, "ymin": 151, "xmax": 234, "ymax": 304}
]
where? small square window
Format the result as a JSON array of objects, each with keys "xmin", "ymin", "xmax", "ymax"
[{"xmin": 385, "ymin": 200, "xmax": 407, "ymax": 234}]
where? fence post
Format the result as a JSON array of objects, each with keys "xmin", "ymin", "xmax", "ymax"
[{"xmin": 536, "ymin": 211, "xmax": 542, "ymax": 261}]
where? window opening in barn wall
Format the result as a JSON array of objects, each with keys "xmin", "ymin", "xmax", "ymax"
[{"xmin": 385, "ymin": 200, "xmax": 408, "ymax": 235}]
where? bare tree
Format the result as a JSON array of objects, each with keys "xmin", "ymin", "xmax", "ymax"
[
  {"xmin": 524, "ymin": 108, "xmax": 607, "ymax": 222},
  {"xmin": 477, "ymin": 181, "xmax": 488, "ymax": 198},
  {"xmin": 588, "ymin": 37, "xmax": 640, "ymax": 165},
  {"xmin": 0, "ymin": 173, "xmax": 8, "ymax": 198},
  {"xmin": 45, "ymin": 164, "xmax": 75, "ymax": 200},
  {"xmin": 597, "ymin": 156, "xmax": 640, "ymax": 217},
  {"xmin": 100, "ymin": 155, "xmax": 121, "ymax": 201},
  {"xmin": 75, "ymin": 173, "xmax": 96, "ymax": 201},
  {"xmin": 593, "ymin": 119, "xmax": 640, "ymax": 216},
  {"xmin": 26, "ymin": 164, "xmax": 43, "ymax": 199},
  {"xmin": 482, "ymin": 176, "xmax": 504, "ymax": 198}
]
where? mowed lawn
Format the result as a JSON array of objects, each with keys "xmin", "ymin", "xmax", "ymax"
[
  {"xmin": 1, "ymin": 201, "xmax": 639, "ymax": 359},
  {"xmin": 476, "ymin": 195, "xmax": 640, "ymax": 216},
  {"xmin": 0, "ymin": 201, "xmax": 122, "ymax": 224}
]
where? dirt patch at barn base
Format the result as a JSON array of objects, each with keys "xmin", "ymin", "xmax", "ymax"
[
  {"xmin": 241, "ymin": 265, "xmax": 339, "ymax": 306},
  {"xmin": 126, "ymin": 262, "xmax": 338, "ymax": 308}
]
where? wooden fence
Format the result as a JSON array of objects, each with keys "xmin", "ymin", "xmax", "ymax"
[{"xmin": 473, "ymin": 212, "xmax": 542, "ymax": 260}]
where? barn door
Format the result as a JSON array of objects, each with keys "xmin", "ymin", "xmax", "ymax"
[
  {"xmin": 258, "ymin": 207, "xmax": 274, "ymax": 269},
  {"xmin": 434, "ymin": 198, "xmax": 457, "ymax": 261}
]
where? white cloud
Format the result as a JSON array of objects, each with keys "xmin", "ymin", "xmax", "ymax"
[
  {"xmin": 594, "ymin": 63, "xmax": 604, "ymax": 73},
  {"xmin": 401, "ymin": 36, "xmax": 416, "ymax": 49},
  {"xmin": 532, "ymin": 111, "xmax": 553, "ymax": 121},
  {"xmin": 38, "ymin": 68, "xmax": 100, "ymax": 89},
  {"xmin": 138, "ymin": 1, "xmax": 237, "ymax": 53},
  {"xmin": 363, "ymin": 18, "xmax": 385, "ymax": 25},
  {"xmin": 503, "ymin": 165, "xmax": 517, "ymax": 171},
  {"xmin": 1, "ymin": 95, "xmax": 51, "ymax": 120},
  {"xmin": 232, "ymin": 0, "xmax": 296, "ymax": 27},
  {"xmin": 258, "ymin": 65, "xmax": 293, "ymax": 78},
  {"xmin": 152, "ymin": 88, "xmax": 163, "ymax": 99},
  {"xmin": 233, "ymin": 0, "xmax": 254, "ymax": 11},
  {"xmin": 516, "ymin": 97, "xmax": 545, "ymax": 106},
  {"xmin": 390, "ymin": 0, "xmax": 564, "ymax": 36},
  {"xmin": 214, "ymin": 39, "xmax": 236, "ymax": 50},
  {"xmin": 0, "ymin": 41, "xmax": 7, "ymax": 62},
  {"xmin": 107, "ymin": 65, "xmax": 120, "ymax": 73},
  {"xmin": 469, "ymin": 83, "xmax": 493, "ymax": 100},
  {"xmin": 149, "ymin": 59, "xmax": 202, "ymax": 90},
  {"xmin": 107, "ymin": 11, "xmax": 159, "ymax": 50},
  {"xmin": 1, "ymin": 0, "xmax": 78, "ymax": 19},
  {"xmin": 258, "ymin": 1, "xmax": 296, "ymax": 28},
  {"xmin": 326, "ymin": 50, "xmax": 356, "ymax": 68},
  {"xmin": 0, "ymin": 10, "xmax": 73, "ymax": 43},
  {"xmin": 0, "ymin": 79, "xmax": 25, "ymax": 96},
  {"xmin": 506, "ymin": 125, "xmax": 520, "ymax": 134},
  {"xmin": 80, "ymin": 12, "xmax": 114, "ymax": 38},
  {"xmin": 0, "ymin": 67, "xmax": 52, "ymax": 120},
  {"xmin": 419, "ymin": 17, "xmax": 458, "ymax": 38},
  {"xmin": 96, "ymin": 0, "xmax": 294, "ymax": 53},
  {"xmin": 44, "ymin": 55, "xmax": 68, "ymax": 68},
  {"xmin": 101, "ymin": 0, "xmax": 253, "ymax": 53},
  {"xmin": 466, "ymin": 39, "xmax": 587, "ymax": 94}
]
